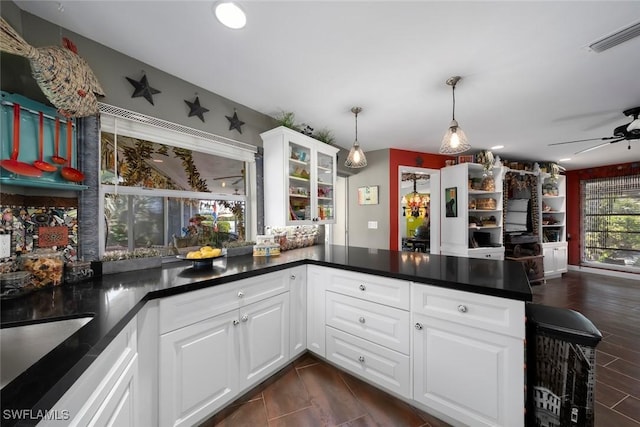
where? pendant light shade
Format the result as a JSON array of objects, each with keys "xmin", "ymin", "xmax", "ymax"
[
  {"xmin": 439, "ymin": 76, "xmax": 471, "ymax": 155},
  {"xmin": 345, "ymin": 107, "xmax": 367, "ymax": 168}
]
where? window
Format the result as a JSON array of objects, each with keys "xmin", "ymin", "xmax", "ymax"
[
  {"xmin": 582, "ymin": 174, "xmax": 640, "ymax": 272},
  {"xmin": 99, "ymin": 105, "xmax": 257, "ymax": 257}
]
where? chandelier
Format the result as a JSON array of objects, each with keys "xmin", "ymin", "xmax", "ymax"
[{"xmin": 401, "ymin": 174, "xmax": 430, "ymax": 217}]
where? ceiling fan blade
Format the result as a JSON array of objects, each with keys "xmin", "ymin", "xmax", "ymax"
[
  {"xmin": 548, "ymin": 136, "xmax": 619, "ymax": 146},
  {"xmin": 574, "ymin": 138, "xmax": 626, "ymax": 155}
]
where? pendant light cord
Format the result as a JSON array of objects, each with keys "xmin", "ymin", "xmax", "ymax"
[
  {"xmin": 354, "ymin": 110, "xmax": 359, "ymax": 142},
  {"xmin": 451, "ymin": 83, "xmax": 456, "ymax": 121}
]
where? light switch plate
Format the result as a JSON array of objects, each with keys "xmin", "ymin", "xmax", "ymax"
[
  {"xmin": 0, "ymin": 234, "xmax": 10, "ymax": 258},
  {"xmin": 367, "ymin": 221, "xmax": 378, "ymax": 229}
]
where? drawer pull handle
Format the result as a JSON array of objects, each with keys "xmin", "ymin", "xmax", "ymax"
[
  {"xmin": 458, "ymin": 305, "xmax": 468, "ymax": 313},
  {"xmin": 238, "ymin": 291, "xmax": 244, "ymax": 298},
  {"xmin": 415, "ymin": 323, "xmax": 423, "ymax": 330},
  {"xmin": 359, "ymin": 284, "xmax": 366, "ymax": 291},
  {"xmin": 233, "ymin": 320, "xmax": 239, "ymax": 326},
  {"xmin": 358, "ymin": 356, "xmax": 365, "ymax": 363},
  {"xmin": 241, "ymin": 314, "xmax": 249, "ymax": 322},
  {"xmin": 359, "ymin": 317, "xmax": 366, "ymax": 324}
]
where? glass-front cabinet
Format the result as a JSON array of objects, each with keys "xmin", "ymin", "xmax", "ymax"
[{"xmin": 261, "ymin": 126, "xmax": 338, "ymax": 226}]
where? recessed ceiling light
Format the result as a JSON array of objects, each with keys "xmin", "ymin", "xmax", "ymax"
[
  {"xmin": 491, "ymin": 145, "xmax": 504, "ymax": 150},
  {"xmin": 213, "ymin": 2, "xmax": 246, "ymax": 29},
  {"xmin": 559, "ymin": 158, "xmax": 571, "ymax": 162}
]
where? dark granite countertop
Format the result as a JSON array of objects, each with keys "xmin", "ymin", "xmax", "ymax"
[{"xmin": 0, "ymin": 245, "xmax": 531, "ymax": 425}]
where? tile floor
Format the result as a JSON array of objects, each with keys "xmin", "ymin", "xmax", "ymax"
[{"xmin": 200, "ymin": 352, "xmax": 451, "ymax": 427}]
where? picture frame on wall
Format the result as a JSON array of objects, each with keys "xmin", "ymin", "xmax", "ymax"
[
  {"xmin": 358, "ymin": 186, "xmax": 379, "ymax": 205},
  {"xmin": 445, "ymin": 187, "xmax": 457, "ymax": 217}
]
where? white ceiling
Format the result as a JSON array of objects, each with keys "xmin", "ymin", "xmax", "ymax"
[{"xmin": 15, "ymin": 1, "xmax": 640, "ymax": 171}]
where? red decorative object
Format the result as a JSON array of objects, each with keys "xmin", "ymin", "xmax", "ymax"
[{"xmin": 38, "ymin": 226, "xmax": 69, "ymax": 247}]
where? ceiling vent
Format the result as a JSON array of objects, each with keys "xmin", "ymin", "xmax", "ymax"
[{"xmin": 588, "ymin": 21, "xmax": 640, "ymax": 53}]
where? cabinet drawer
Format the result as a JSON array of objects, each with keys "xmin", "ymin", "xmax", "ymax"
[
  {"xmin": 326, "ymin": 326, "xmax": 410, "ymax": 398},
  {"xmin": 325, "ymin": 291, "xmax": 410, "ymax": 354},
  {"xmin": 411, "ymin": 284, "xmax": 525, "ymax": 338},
  {"xmin": 468, "ymin": 248, "xmax": 505, "ymax": 260},
  {"xmin": 320, "ymin": 267, "xmax": 410, "ymax": 309},
  {"xmin": 160, "ymin": 270, "xmax": 290, "ymax": 334}
]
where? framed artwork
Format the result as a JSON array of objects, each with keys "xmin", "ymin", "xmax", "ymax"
[
  {"xmin": 358, "ymin": 186, "xmax": 379, "ymax": 205},
  {"xmin": 445, "ymin": 187, "xmax": 458, "ymax": 217}
]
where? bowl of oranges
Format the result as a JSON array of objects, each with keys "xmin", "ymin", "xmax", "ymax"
[{"xmin": 177, "ymin": 246, "xmax": 224, "ymax": 270}]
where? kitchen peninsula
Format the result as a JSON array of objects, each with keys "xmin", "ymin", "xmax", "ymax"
[{"xmin": 1, "ymin": 246, "xmax": 531, "ymax": 427}]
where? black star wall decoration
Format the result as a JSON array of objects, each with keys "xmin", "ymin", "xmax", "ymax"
[
  {"xmin": 226, "ymin": 109, "xmax": 245, "ymax": 134},
  {"xmin": 126, "ymin": 73, "xmax": 161, "ymax": 105},
  {"xmin": 184, "ymin": 96, "xmax": 210, "ymax": 122}
]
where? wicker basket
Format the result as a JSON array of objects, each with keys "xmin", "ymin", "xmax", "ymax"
[{"xmin": 476, "ymin": 198, "xmax": 497, "ymax": 210}]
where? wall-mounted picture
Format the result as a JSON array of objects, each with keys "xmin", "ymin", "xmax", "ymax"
[
  {"xmin": 445, "ymin": 187, "xmax": 458, "ymax": 217},
  {"xmin": 457, "ymin": 154, "xmax": 475, "ymax": 164},
  {"xmin": 358, "ymin": 186, "xmax": 379, "ymax": 205}
]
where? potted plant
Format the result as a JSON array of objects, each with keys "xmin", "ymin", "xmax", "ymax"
[{"xmin": 100, "ymin": 247, "xmax": 163, "ymax": 275}]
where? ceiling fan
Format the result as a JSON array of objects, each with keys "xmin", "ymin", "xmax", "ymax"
[
  {"xmin": 548, "ymin": 106, "xmax": 640, "ymax": 154},
  {"xmin": 210, "ymin": 169, "xmax": 245, "ymax": 186}
]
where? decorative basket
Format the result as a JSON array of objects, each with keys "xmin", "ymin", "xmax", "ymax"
[{"xmin": 476, "ymin": 198, "xmax": 497, "ymax": 210}]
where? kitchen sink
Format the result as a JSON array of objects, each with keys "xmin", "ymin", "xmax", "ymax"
[{"xmin": 1, "ymin": 315, "xmax": 93, "ymax": 389}]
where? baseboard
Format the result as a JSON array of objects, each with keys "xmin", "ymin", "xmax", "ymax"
[{"xmin": 568, "ymin": 265, "xmax": 639, "ymax": 281}]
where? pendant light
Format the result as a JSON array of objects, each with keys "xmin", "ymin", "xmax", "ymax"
[
  {"xmin": 439, "ymin": 76, "xmax": 471, "ymax": 154},
  {"xmin": 345, "ymin": 107, "xmax": 367, "ymax": 168}
]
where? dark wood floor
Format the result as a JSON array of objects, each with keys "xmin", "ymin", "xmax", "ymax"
[
  {"xmin": 202, "ymin": 270, "xmax": 640, "ymax": 427},
  {"xmin": 532, "ymin": 271, "xmax": 640, "ymax": 427}
]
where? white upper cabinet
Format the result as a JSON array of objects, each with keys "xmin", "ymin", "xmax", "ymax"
[{"xmin": 261, "ymin": 126, "xmax": 339, "ymax": 227}]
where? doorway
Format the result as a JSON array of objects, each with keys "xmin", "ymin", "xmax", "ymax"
[{"xmin": 397, "ymin": 166, "xmax": 440, "ymax": 254}]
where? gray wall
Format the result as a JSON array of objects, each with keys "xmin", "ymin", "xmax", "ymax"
[{"xmin": 346, "ymin": 149, "xmax": 390, "ymax": 250}]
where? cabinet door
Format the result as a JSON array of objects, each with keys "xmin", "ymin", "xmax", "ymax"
[
  {"xmin": 413, "ymin": 313, "xmax": 524, "ymax": 427},
  {"xmin": 543, "ymin": 245, "xmax": 556, "ymax": 275},
  {"xmin": 306, "ymin": 265, "xmax": 327, "ymax": 356},
  {"xmin": 289, "ymin": 266, "xmax": 307, "ymax": 357},
  {"xmin": 238, "ymin": 293, "xmax": 290, "ymax": 390},
  {"xmin": 159, "ymin": 310, "xmax": 238, "ymax": 427},
  {"xmin": 555, "ymin": 244, "xmax": 568, "ymax": 273},
  {"xmin": 88, "ymin": 354, "xmax": 138, "ymax": 427},
  {"xmin": 315, "ymin": 145, "xmax": 337, "ymax": 223}
]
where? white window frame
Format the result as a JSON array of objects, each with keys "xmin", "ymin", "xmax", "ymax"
[{"xmin": 98, "ymin": 105, "xmax": 257, "ymax": 258}]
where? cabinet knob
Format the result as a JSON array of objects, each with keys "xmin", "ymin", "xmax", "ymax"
[
  {"xmin": 485, "ymin": 254, "xmax": 491, "ymax": 258},
  {"xmin": 458, "ymin": 304, "xmax": 468, "ymax": 313},
  {"xmin": 358, "ymin": 356, "xmax": 365, "ymax": 363},
  {"xmin": 233, "ymin": 320, "xmax": 239, "ymax": 326},
  {"xmin": 238, "ymin": 291, "xmax": 244, "ymax": 298},
  {"xmin": 290, "ymin": 274, "xmax": 296, "ymax": 280},
  {"xmin": 359, "ymin": 284, "xmax": 366, "ymax": 291},
  {"xmin": 359, "ymin": 316, "xmax": 366, "ymax": 324},
  {"xmin": 415, "ymin": 323, "xmax": 423, "ymax": 330},
  {"xmin": 241, "ymin": 314, "xmax": 249, "ymax": 322}
]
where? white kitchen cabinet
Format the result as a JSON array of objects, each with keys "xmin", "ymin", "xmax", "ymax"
[
  {"xmin": 320, "ymin": 267, "xmax": 411, "ymax": 398},
  {"xmin": 441, "ymin": 162, "xmax": 505, "ymax": 259},
  {"xmin": 411, "ymin": 283, "xmax": 525, "ymax": 427},
  {"xmin": 40, "ymin": 318, "xmax": 138, "ymax": 427},
  {"xmin": 261, "ymin": 126, "xmax": 339, "ymax": 227},
  {"xmin": 159, "ymin": 292, "xmax": 289, "ymax": 427},
  {"xmin": 289, "ymin": 265, "xmax": 307, "ymax": 357},
  {"xmin": 543, "ymin": 241, "xmax": 568, "ymax": 278},
  {"xmin": 159, "ymin": 310, "xmax": 238, "ymax": 427},
  {"xmin": 306, "ymin": 265, "xmax": 327, "ymax": 356}
]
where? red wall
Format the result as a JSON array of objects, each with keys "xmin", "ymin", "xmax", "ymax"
[
  {"xmin": 388, "ymin": 149, "xmax": 452, "ymax": 250},
  {"xmin": 565, "ymin": 161, "xmax": 640, "ymax": 265}
]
